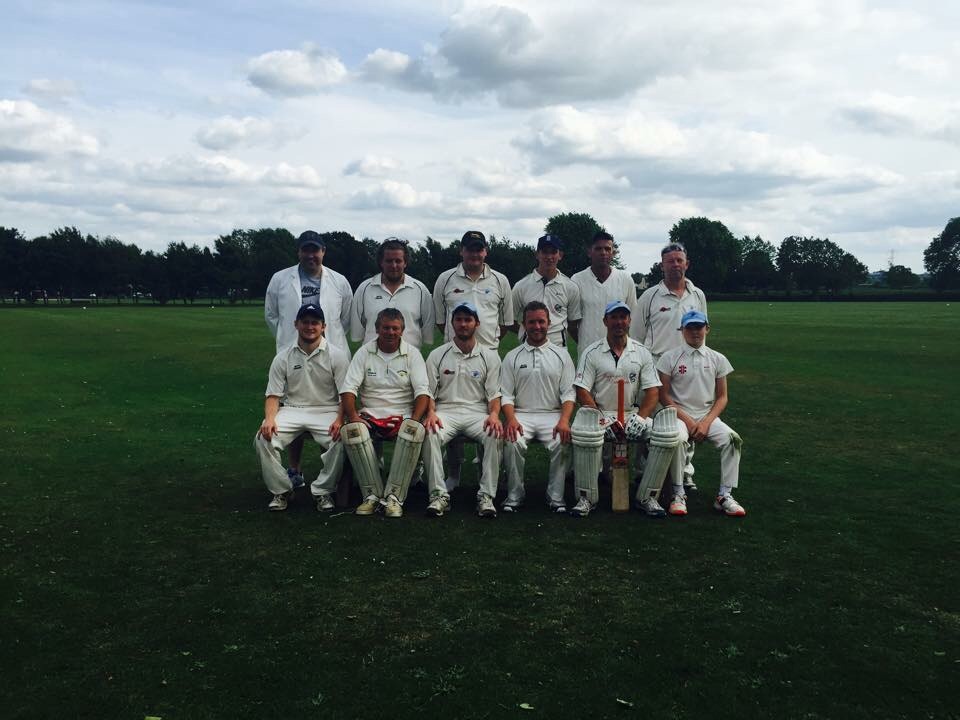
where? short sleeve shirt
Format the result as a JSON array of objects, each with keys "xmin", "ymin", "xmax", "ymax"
[
  {"xmin": 574, "ymin": 337, "xmax": 660, "ymax": 413},
  {"xmin": 426, "ymin": 341, "xmax": 502, "ymax": 412},
  {"xmin": 633, "ymin": 279, "xmax": 708, "ymax": 359},
  {"xmin": 656, "ymin": 344, "xmax": 733, "ymax": 418},
  {"xmin": 571, "ymin": 267, "xmax": 638, "ymax": 352},
  {"xmin": 340, "ymin": 339, "xmax": 430, "ymax": 416},
  {"xmin": 265, "ymin": 338, "xmax": 348, "ymax": 412},
  {"xmin": 511, "ymin": 269, "xmax": 582, "ymax": 347},
  {"xmin": 501, "ymin": 341, "xmax": 576, "ymax": 412},
  {"xmin": 433, "ymin": 263, "xmax": 513, "ymax": 349},
  {"xmin": 350, "ymin": 274, "xmax": 435, "ymax": 348}
]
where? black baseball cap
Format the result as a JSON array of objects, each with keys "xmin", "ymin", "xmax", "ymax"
[
  {"xmin": 460, "ymin": 230, "xmax": 487, "ymax": 249},
  {"xmin": 298, "ymin": 230, "xmax": 325, "ymax": 249},
  {"xmin": 296, "ymin": 303, "xmax": 325, "ymax": 321}
]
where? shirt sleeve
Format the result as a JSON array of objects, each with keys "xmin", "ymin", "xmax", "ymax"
[
  {"xmin": 655, "ymin": 352, "xmax": 673, "ymax": 377},
  {"xmin": 567, "ymin": 279, "xmax": 583, "ymax": 322},
  {"xmin": 331, "ymin": 347, "xmax": 350, "ymax": 390},
  {"xmin": 484, "ymin": 349, "xmax": 502, "ymax": 401},
  {"xmin": 350, "ymin": 282, "xmax": 366, "ymax": 342},
  {"xmin": 432, "ymin": 272, "xmax": 447, "ymax": 329},
  {"xmin": 511, "ymin": 280, "xmax": 524, "ymax": 326},
  {"xmin": 638, "ymin": 347, "xmax": 661, "ymax": 390},
  {"xmin": 574, "ymin": 344, "xmax": 596, "ymax": 390},
  {"xmin": 408, "ymin": 349, "xmax": 431, "ymax": 400},
  {"xmin": 340, "ymin": 348, "xmax": 367, "ymax": 397},
  {"xmin": 265, "ymin": 352, "xmax": 287, "ymax": 397},
  {"xmin": 624, "ymin": 271, "xmax": 638, "ymax": 313},
  {"xmin": 499, "ymin": 273, "xmax": 514, "ymax": 328},
  {"xmin": 425, "ymin": 346, "xmax": 441, "ymax": 398},
  {"xmin": 419, "ymin": 281, "xmax": 435, "ymax": 345},
  {"xmin": 559, "ymin": 351, "xmax": 576, "ymax": 404},
  {"xmin": 500, "ymin": 350, "xmax": 516, "ymax": 407},
  {"xmin": 716, "ymin": 351, "xmax": 733, "ymax": 378},
  {"xmin": 338, "ymin": 275, "xmax": 352, "ymax": 336}
]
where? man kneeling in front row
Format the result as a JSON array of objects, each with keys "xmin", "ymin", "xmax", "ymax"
[
  {"xmin": 339, "ymin": 308, "xmax": 433, "ymax": 518},
  {"xmin": 255, "ymin": 303, "xmax": 348, "ymax": 512}
]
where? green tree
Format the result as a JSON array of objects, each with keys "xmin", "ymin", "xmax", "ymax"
[
  {"xmin": 0, "ymin": 227, "xmax": 27, "ymax": 297},
  {"xmin": 318, "ymin": 231, "xmax": 377, "ymax": 290},
  {"xmin": 777, "ymin": 236, "xmax": 867, "ymax": 294},
  {"xmin": 544, "ymin": 212, "xmax": 612, "ymax": 275},
  {"xmin": 487, "ymin": 234, "xmax": 537, "ymax": 286},
  {"xmin": 735, "ymin": 235, "xmax": 778, "ymax": 291},
  {"xmin": 885, "ymin": 264, "xmax": 919, "ymax": 289},
  {"xmin": 668, "ymin": 217, "xmax": 741, "ymax": 292},
  {"xmin": 923, "ymin": 217, "xmax": 960, "ymax": 290}
]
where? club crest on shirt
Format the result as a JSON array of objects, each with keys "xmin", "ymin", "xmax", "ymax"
[
  {"xmin": 629, "ymin": 372, "xmax": 638, "ymax": 382},
  {"xmin": 554, "ymin": 304, "xmax": 562, "ymax": 312},
  {"xmin": 678, "ymin": 365, "xmax": 687, "ymax": 375},
  {"xmin": 443, "ymin": 369, "xmax": 455, "ymax": 375},
  {"xmin": 470, "ymin": 370, "xmax": 481, "ymax": 378},
  {"xmin": 366, "ymin": 369, "xmax": 377, "ymax": 376},
  {"xmin": 452, "ymin": 288, "xmax": 464, "ymax": 294},
  {"xmin": 659, "ymin": 306, "xmax": 669, "ymax": 312},
  {"xmin": 397, "ymin": 369, "xmax": 408, "ymax": 377}
]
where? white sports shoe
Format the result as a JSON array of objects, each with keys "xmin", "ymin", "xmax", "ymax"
[
  {"xmin": 426, "ymin": 493, "xmax": 451, "ymax": 517},
  {"xmin": 383, "ymin": 494, "xmax": 403, "ymax": 518},
  {"xmin": 315, "ymin": 494, "xmax": 335, "ymax": 512},
  {"xmin": 476, "ymin": 493, "xmax": 497, "ymax": 518},
  {"xmin": 637, "ymin": 497, "xmax": 667, "ymax": 518},
  {"xmin": 355, "ymin": 495, "xmax": 381, "ymax": 516},
  {"xmin": 684, "ymin": 478, "xmax": 698, "ymax": 492},
  {"xmin": 714, "ymin": 494, "xmax": 746, "ymax": 517},
  {"xmin": 268, "ymin": 493, "xmax": 288, "ymax": 511},
  {"xmin": 569, "ymin": 495, "xmax": 594, "ymax": 517},
  {"xmin": 668, "ymin": 494, "xmax": 688, "ymax": 516},
  {"xmin": 548, "ymin": 503, "xmax": 567, "ymax": 514}
]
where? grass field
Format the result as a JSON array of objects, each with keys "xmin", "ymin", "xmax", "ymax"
[{"xmin": 1, "ymin": 302, "xmax": 958, "ymax": 719}]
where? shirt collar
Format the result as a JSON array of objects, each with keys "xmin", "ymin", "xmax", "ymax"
[
  {"xmin": 372, "ymin": 273, "xmax": 414, "ymax": 290},
  {"xmin": 533, "ymin": 268, "xmax": 561, "ymax": 284},
  {"xmin": 522, "ymin": 340, "xmax": 548, "ymax": 352},
  {"xmin": 367, "ymin": 339, "xmax": 410, "ymax": 356},
  {"xmin": 659, "ymin": 278, "xmax": 693, "ymax": 297},
  {"xmin": 456, "ymin": 263, "xmax": 489, "ymax": 280},
  {"xmin": 683, "ymin": 341, "xmax": 706, "ymax": 354},
  {"xmin": 296, "ymin": 337, "xmax": 327, "ymax": 358}
]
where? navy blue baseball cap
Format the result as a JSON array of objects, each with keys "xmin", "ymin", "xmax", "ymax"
[
  {"xmin": 296, "ymin": 303, "xmax": 325, "ymax": 321},
  {"xmin": 537, "ymin": 234, "xmax": 562, "ymax": 250},
  {"xmin": 298, "ymin": 230, "xmax": 325, "ymax": 249}
]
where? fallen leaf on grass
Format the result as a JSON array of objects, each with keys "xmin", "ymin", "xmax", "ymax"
[
  {"xmin": 616, "ymin": 698, "xmax": 634, "ymax": 708},
  {"xmin": 519, "ymin": 703, "xmax": 534, "ymax": 710}
]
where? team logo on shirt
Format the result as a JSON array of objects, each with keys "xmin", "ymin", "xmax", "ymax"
[
  {"xmin": 367, "ymin": 369, "xmax": 377, "ymax": 376},
  {"xmin": 554, "ymin": 304, "xmax": 562, "ymax": 312},
  {"xmin": 659, "ymin": 306, "xmax": 669, "ymax": 312},
  {"xmin": 471, "ymin": 370, "xmax": 481, "ymax": 378},
  {"xmin": 678, "ymin": 365, "xmax": 687, "ymax": 375},
  {"xmin": 397, "ymin": 370, "xmax": 408, "ymax": 377},
  {"xmin": 374, "ymin": 295, "xmax": 384, "ymax": 300},
  {"xmin": 483, "ymin": 288, "xmax": 491, "ymax": 294},
  {"xmin": 519, "ymin": 364, "xmax": 528, "ymax": 369},
  {"xmin": 293, "ymin": 364, "xmax": 303, "ymax": 370},
  {"xmin": 452, "ymin": 288, "xmax": 464, "ymax": 293},
  {"xmin": 443, "ymin": 369, "xmax": 455, "ymax": 375},
  {"xmin": 629, "ymin": 372, "xmax": 637, "ymax": 382}
]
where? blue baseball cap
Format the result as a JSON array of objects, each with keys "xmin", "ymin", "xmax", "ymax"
[
  {"xmin": 452, "ymin": 301, "xmax": 480, "ymax": 320},
  {"xmin": 681, "ymin": 310, "xmax": 708, "ymax": 326},
  {"xmin": 298, "ymin": 230, "xmax": 325, "ymax": 249},
  {"xmin": 296, "ymin": 303, "xmax": 325, "ymax": 321},
  {"xmin": 604, "ymin": 300, "xmax": 632, "ymax": 316},
  {"xmin": 537, "ymin": 234, "xmax": 562, "ymax": 250}
]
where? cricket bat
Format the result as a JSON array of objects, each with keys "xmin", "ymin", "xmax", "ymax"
[{"xmin": 612, "ymin": 378, "xmax": 630, "ymax": 512}]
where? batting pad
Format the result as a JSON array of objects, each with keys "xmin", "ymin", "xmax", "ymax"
[
  {"xmin": 572, "ymin": 407, "xmax": 605, "ymax": 505},
  {"xmin": 384, "ymin": 419, "xmax": 425, "ymax": 503},
  {"xmin": 635, "ymin": 407, "xmax": 681, "ymax": 503},
  {"xmin": 342, "ymin": 421, "xmax": 384, "ymax": 499}
]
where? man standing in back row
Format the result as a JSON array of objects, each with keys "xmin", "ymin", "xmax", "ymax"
[
  {"xmin": 511, "ymin": 234, "xmax": 582, "ymax": 348},
  {"xmin": 571, "ymin": 231, "xmax": 637, "ymax": 351}
]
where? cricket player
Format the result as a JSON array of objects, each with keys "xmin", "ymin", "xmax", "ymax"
[
  {"xmin": 510, "ymin": 234, "xmax": 582, "ymax": 348},
  {"xmin": 255, "ymin": 303, "xmax": 348, "ymax": 512},
  {"xmin": 572, "ymin": 301, "xmax": 680, "ymax": 517},
  {"xmin": 501, "ymin": 301, "xmax": 576, "ymax": 513},
  {"xmin": 264, "ymin": 230, "xmax": 354, "ymax": 489},
  {"xmin": 351, "ymin": 237, "xmax": 434, "ymax": 348},
  {"xmin": 657, "ymin": 310, "xmax": 745, "ymax": 517},
  {"xmin": 339, "ymin": 308, "xmax": 432, "ymax": 518},
  {"xmin": 433, "ymin": 230, "xmax": 514, "ymax": 350},
  {"xmin": 633, "ymin": 241, "xmax": 708, "ymax": 492},
  {"xmin": 421, "ymin": 302, "xmax": 503, "ymax": 518},
  {"xmin": 571, "ymin": 230, "xmax": 638, "ymax": 352}
]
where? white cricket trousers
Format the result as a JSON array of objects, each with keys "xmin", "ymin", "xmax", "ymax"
[
  {"xmin": 254, "ymin": 407, "xmax": 345, "ymax": 496},
  {"xmin": 671, "ymin": 417, "xmax": 740, "ymax": 489},
  {"xmin": 503, "ymin": 411, "xmax": 568, "ymax": 507},
  {"xmin": 422, "ymin": 407, "xmax": 501, "ymax": 498}
]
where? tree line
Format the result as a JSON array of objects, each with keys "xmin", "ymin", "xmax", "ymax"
[{"xmin": 2, "ymin": 214, "xmax": 957, "ymax": 303}]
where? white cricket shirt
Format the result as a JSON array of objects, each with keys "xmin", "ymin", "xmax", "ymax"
[
  {"xmin": 350, "ymin": 273, "xmax": 435, "ymax": 348},
  {"xmin": 433, "ymin": 263, "xmax": 513, "ymax": 349},
  {"xmin": 511, "ymin": 269, "xmax": 582, "ymax": 347},
  {"xmin": 426, "ymin": 341, "xmax": 502, "ymax": 412},
  {"xmin": 656, "ymin": 343, "xmax": 733, "ymax": 418},
  {"xmin": 633, "ymin": 279, "xmax": 708, "ymax": 359},
  {"xmin": 265, "ymin": 338, "xmax": 348, "ymax": 411},
  {"xmin": 501, "ymin": 341, "xmax": 576, "ymax": 412},
  {"xmin": 571, "ymin": 267, "xmax": 638, "ymax": 352},
  {"xmin": 574, "ymin": 337, "xmax": 660, "ymax": 413},
  {"xmin": 340, "ymin": 339, "xmax": 430, "ymax": 416}
]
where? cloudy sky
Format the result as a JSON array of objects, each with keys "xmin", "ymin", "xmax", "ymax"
[{"xmin": 3, "ymin": 0, "xmax": 958, "ymax": 274}]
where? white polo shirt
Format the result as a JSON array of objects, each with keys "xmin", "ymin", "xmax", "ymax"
[
  {"xmin": 351, "ymin": 273, "xmax": 435, "ymax": 348},
  {"xmin": 501, "ymin": 341, "xmax": 576, "ymax": 412},
  {"xmin": 633, "ymin": 279, "xmax": 708, "ymax": 359},
  {"xmin": 511, "ymin": 269, "xmax": 582, "ymax": 347},
  {"xmin": 574, "ymin": 337, "xmax": 660, "ymax": 413},
  {"xmin": 433, "ymin": 263, "xmax": 513, "ymax": 349},
  {"xmin": 265, "ymin": 338, "xmax": 348, "ymax": 411},
  {"xmin": 426, "ymin": 341, "xmax": 502, "ymax": 412},
  {"xmin": 340, "ymin": 339, "xmax": 430, "ymax": 416},
  {"xmin": 657, "ymin": 343, "xmax": 733, "ymax": 418},
  {"xmin": 571, "ymin": 267, "xmax": 638, "ymax": 352}
]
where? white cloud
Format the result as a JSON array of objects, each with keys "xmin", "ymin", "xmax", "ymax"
[
  {"xmin": 895, "ymin": 53, "xmax": 950, "ymax": 80},
  {"xmin": 345, "ymin": 180, "xmax": 442, "ymax": 209},
  {"xmin": 839, "ymin": 93, "xmax": 960, "ymax": 144},
  {"xmin": 134, "ymin": 155, "xmax": 323, "ymax": 188},
  {"xmin": 247, "ymin": 45, "xmax": 347, "ymax": 97},
  {"xmin": 514, "ymin": 106, "xmax": 900, "ymax": 198},
  {"xmin": 343, "ymin": 154, "xmax": 401, "ymax": 177},
  {"xmin": 21, "ymin": 78, "xmax": 79, "ymax": 103},
  {"xmin": 194, "ymin": 116, "xmax": 304, "ymax": 150},
  {"xmin": 0, "ymin": 99, "xmax": 98, "ymax": 162}
]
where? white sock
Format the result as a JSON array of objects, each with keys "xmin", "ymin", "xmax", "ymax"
[
  {"xmin": 719, "ymin": 484, "xmax": 734, "ymax": 497},
  {"xmin": 673, "ymin": 484, "xmax": 686, "ymax": 498}
]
